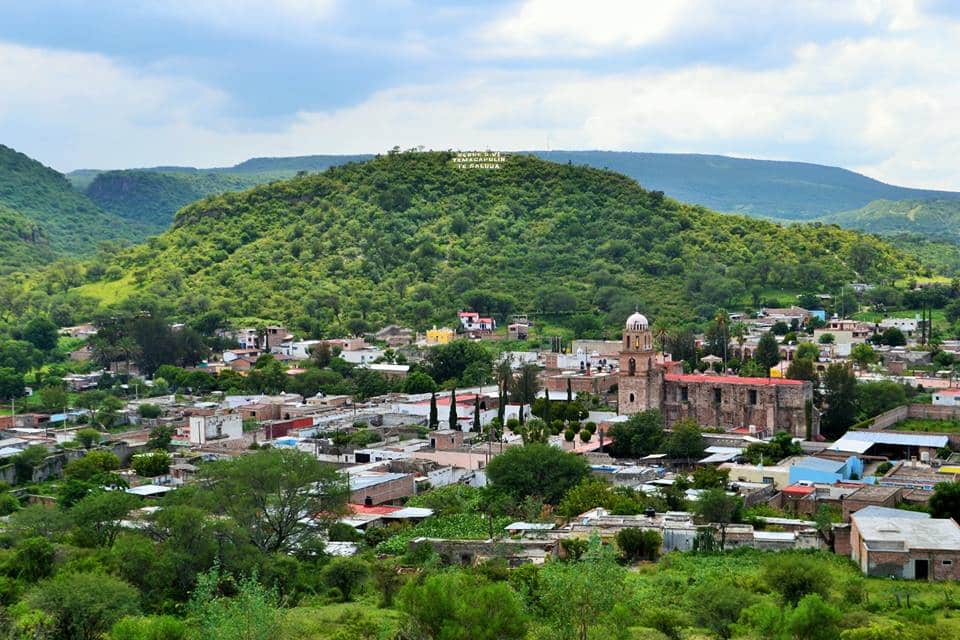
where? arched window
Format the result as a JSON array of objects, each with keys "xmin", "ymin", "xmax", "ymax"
[
  {"xmin": 628, "ymin": 358, "xmax": 636, "ymax": 376},
  {"xmin": 629, "ymin": 392, "xmax": 635, "ymax": 403}
]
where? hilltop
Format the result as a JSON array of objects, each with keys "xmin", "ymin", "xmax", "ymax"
[
  {"xmin": 70, "ymin": 152, "xmax": 916, "ymax": 332},
  {"xmin": 0, "ymin": 145, "xmax": 148, "ymax": 262},
  {"xmin": 67, "ymin": 150, "xmax": 960, "ymax": 232}
]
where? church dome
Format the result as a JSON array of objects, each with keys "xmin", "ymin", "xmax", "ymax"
[{"xmin": 625, "ymin": 312, "xmax": 649, "ymax": 331}]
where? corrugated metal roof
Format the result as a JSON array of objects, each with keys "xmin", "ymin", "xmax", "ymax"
[{"xmin": 829, "ymin": 432, "xmax": 948, "ymax": 452}]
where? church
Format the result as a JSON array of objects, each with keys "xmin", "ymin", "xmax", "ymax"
[{"xmin": 618, "ymin": 312, "xmax": 818, "ymax": 439}]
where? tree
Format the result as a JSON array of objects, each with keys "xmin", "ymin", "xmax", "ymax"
[
  {"xmin": 929, "ymin": 481, "xmax": 960, "ymax": 522},
  {"xmin": 818, "ymin": 332, "xmax": 835, "ymax": 344},
  {"xmin": 692, "ymin": 466, "xmax": 729, "ymax": 490},
  {"xmin": 616, "ymin": 527, "xmax": 662, "ymax": 562},
  {"xmin": 448, "ymin": 387, "xmax": 458, "ymax": 430},
  {"xmin": 608, "ymin": 409, "xmax": 664, "ymax": 458},
  {"xmin": 188, "ymin": 568, "xmax": 283, "ymax": 640},
  {"xmin": 13, "ymin": 445, "xmax": 50, "ymax": 484},
  {"xmin": 132, "ymin": 450, "xmax": 171, "ymax": 477},
  {"xmin": 689, "ymin": 579, "xmax": 755, "ymax": 640},
  {"xmin": 428, "ymin": 391, "xmax": 438, "ymax": 429},
  {"xmin": 787, "ymin": 594, "xmax": 841, "ymax": 640},
  {"xmin": 795, "ymin": 341, "xmax": 819, "ymax": 361},
  {"xmin": 70, "ymin": 490, "xmax": 141, "ymax": 547},
  {"xmin": 511, "ymin": 364, "xmax": 540, "ymax": 423},
  {"xmin": 63, "ymin": 450, "xmax": 120, "ymax": 481},
  {"xmin": 695, "ymin": 488, "xmax": 742, "ymax": 550},
  {"xmin": 821, "ymin": 363, "xmax": 857, "ymax": 438},
  {"xmin": 755, "ymin": 331, "xmax": 780, "ymax": 375},
  {"xmin": 323, "ymin": 557, "xmax": 370, "ymax": 602},
  {"xmin": 399, "ymin": 571, "xmax": 528, "ymax": 640},
  {"xmin": 137, "ymin": 403, "xmax": 162, "ymax": 419},
  {"xmin": 762, "ymin": 555, "xmax": 833, "ymax": 605},
  {"xmin": 94, "ymin": 395, "xmax": 124, "ymax": 429},
  {"xmin": 856, "ymin": 380, "xmax": 907, "ymax": 419},
  {"xmin": 11, "ymin": 536, "xmax": 55, "ymax": 583},
  {"xmin": 38, "ymin": 385, "xmax": 68, "ymax": 412},
  {"xmin": 539, "ymin": 540, "xmax": 627, "ymax": 640},
  {"xmin": 202, "ymin": 448, "xmax": 348, "ymax": 553},
  {"xmin": 850, "ymin": 342, "xmax": 877, "ymax": 371},
  {"xmin": 664, "ymin": 419, "xmax": 706, "ymax": 462},
  {"xmin": 881, "ymin": 326, "xmax": 906, "ymax": 347},
  {"xmin": 486, "ymin": 443, "xmax": 590, "ymax": 504},
  {"xmin": 23, "ymin": 571, "xmax": 140, "ymax": 640},
  {"xmin": 472, "ymin": 394, "xmax": 481, "ymax": 432},
  {"xmin": 146, "ymin": 424, "xmax": 175, "ymax": 450},
  {"xmin": 22, "ymin": 317, "xmax": 59, "ymax": 352},
  {"xmin": 0, "ymin": 367, "xmax": 25, "ymax": 402},
  {"xmin": 426, "ymin": 340, "xmax": 493, "ymax": 386},
  {"xmin": 786, "ymin": 357, "xmax": 817, "ymax": 382},
  {"xmin": 75, "ymin": 427, "xmax": 102, "ymax": 449},
  {"xmin": 403, "ymin": 370, "xmax": 437, "ymax": 394}
]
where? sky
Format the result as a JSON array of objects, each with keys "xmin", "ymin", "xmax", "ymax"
[{"xmin": 2, "ymin": 0, "xmax": 960, "ymax": 188}]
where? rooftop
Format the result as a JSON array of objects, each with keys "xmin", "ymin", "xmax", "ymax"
[
  {"xmin": 853, "ymin": 509, "xmax": 960, "ymax": 551},
  {"xmin": 828, "ymin": 431, "xmax": 949, "ymax": 453},
  {"xmin": 665, "ymin": 373, "xmax": 805, "ymax": 386},
  {"xmin": 347, "ymin": 471, "xmax": 410, "ymax": 492},
  {"xmin": 790, "ymin": 456, "xmax": 846, "ymax": 473}
]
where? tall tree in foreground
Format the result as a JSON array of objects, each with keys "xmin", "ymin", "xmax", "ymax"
[
  {"xmin": 486, "ymin": 443, "xmax": 589, "ymax": 504},
  {"xmin": 428, "ymin": 391, "xmax": 438, "ymax": 429},
  {"xmin": 820, "ymin": 363, "xmax": 857, "ymax": 439},
  {"xmin": 755, "ymin": 331, "xmax": 780, "ymax": 376},
  {"xmin": 448, "ymin": 387, "xmax": 458, "ymax": 430},
  {"xmin": 472, "ymin": 394, "xmax": 481, "ymax": 432},
  {"xmin": 202, "ymin": 448, "xmax": 348, "ymax": 554},
  {"xmin": 695, "ymin": 488, "xmax": 742, "ymax": 551}
]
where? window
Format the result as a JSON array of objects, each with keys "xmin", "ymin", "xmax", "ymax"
[
  {"xmin": 680, "ymin": 387, "xmax": 689, "ymax": 402},
  {"xmin": 628, "ymin": 358, "xmax": 636, "ymax": 376},
  {"xmin": 944, "ymin": 560, "xmax": 953, "ymax": 566},
  {"xmin": 713, "ymin": 388, "xmax": 722, "ymax": 403},
  {"xmin": 628, "ymin": 393, "xmax": 635, "ymax": 403},
  {"xmin": 762, "ymin": 476, "xmax": 774, "ymax": 484},
  {"xmin": 748, "ymin": 390, "xmax": 758, "ymax": 405}
]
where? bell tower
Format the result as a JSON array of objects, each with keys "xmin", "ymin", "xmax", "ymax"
[{"xmin": 618, "ymin": 311, "xmax": 661, "ymax": 414}]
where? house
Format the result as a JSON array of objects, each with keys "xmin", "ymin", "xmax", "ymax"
[
  {"xmin": 933, "ymin": 389, "xmax": 960, "ymax": 407},
  {"xmin": 273, "ymin": 339, "xmax": 323, "ymax": 360},
  {"xmin": 850, "ymin": 506, "xmax": 960, "ymax": 580},
  {"xmin": 340, "ymin": 347, "xmax": 385, "ymax": 365},
  {"xmin": 188, "ymin": 413, "xmax": 243, "ymax": 445},
  {"xmin": 425, "ymin": 326, "xmax": 455, "ymax": 345},
  {"xmin": 880, "ymin": 317, "xmax": 918, "ymax": 336},
  {"xmin": 228, "ymin": 326, "xmax": 292, "ymax": 350},
  {"xmin": 508, "ymin": 322, "xmax": 529, "ymax": 340},
  {"xmin": 347, "ymin": 470, "xmax": 416, "ymax": 506},
  {"xmin": 358, "ymin": 363, "xmax": 410, "ymax": 380},
  {"xmin": 787, "ymin": 456, "xmax": 864, "ymax": 485},
  {"xmin": 223, "ymin": 348, "xmax": 262, "ymax": 363},
  {"xmin": 458, "ymin": 311, "xmax": 495, "ymax": 333},
  {"xmin": 828, "ymin": 432, "xmax": 948, "ymax": 463}
]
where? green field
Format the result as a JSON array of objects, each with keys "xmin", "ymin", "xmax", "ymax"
[
  {"xmin": 72, "ymin": 273, "xmax": 137, "ymax": 305},
  {"xmin": 892, "ymin": 418, "xmax": 960, "ymax": 433}
]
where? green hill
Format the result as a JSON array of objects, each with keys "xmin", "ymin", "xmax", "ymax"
[
  {"xmin": 0, "ymin": 204, "xmax": 54, "ymax": 274},
  {"xmin": 0, "ymin": 144, "xmax": 147, "ymax": 259},
  {"xmin": 69, "ymin": 151, "xmax": 960, "ymax": 228},
  {"xmin": 819, "ymin": 198, "xmax": 960, "ymax": 238},
  {"xmin": 74, "ymin": 152, "xmax": 917, "ymax": 331},
  {"xmin": 84, "ymin": 170, "xmax": 266, "ymax": 230}
]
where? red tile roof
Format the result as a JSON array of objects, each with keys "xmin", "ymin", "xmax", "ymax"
[
  {"xmin": 782, "ymin": 484, "xmax": 815, "ymax": 496},
  {"xmin": 348, "ymin": 504, "xmax": 401, "ymax": 515},
  {"xmin": 665, "ymin": 374, "xmax": 805, "ymax": 386}
]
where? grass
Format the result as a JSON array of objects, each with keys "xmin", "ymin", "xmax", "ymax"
[
  {"xmin": 891, "ymin": 418, "xmax": 960, "ymax": 433},
  {"xmin": 282, "ymin": 601, "xmax": 403, "ymax": 639},
  {"xmin": 72, "ymin": 273, "xmax": 137, "ymax": 305}
]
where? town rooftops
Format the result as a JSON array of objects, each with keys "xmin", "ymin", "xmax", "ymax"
[
  {"xmin": 852, "ymin": 508, "xmax": 960, "ymax": 552},
  {"xmin": 664, "ymin": 373, "xmax": 805, "ymax": 386},
  {"xmin": 790, "ymin": 456, "xmax": 846, "ymax": 473}
]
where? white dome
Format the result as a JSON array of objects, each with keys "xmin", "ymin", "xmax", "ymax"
[{"xmin": 625, "ymin": 312, "xmax": 649, "ymax": 330}]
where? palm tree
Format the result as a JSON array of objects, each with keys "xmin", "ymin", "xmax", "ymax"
[
  {"xmin": 652, "ymin": 321, "xmax": 670, "ymax": 353},
  {"xmin": 731, "ymin": 321, "xmax": 748, "ymax": 360}
]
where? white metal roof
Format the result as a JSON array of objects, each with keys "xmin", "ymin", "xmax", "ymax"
[
  {"xmin": 828, "ymin": 431, "xmax": 948, "ymax": 453},
  {"xmin": 126, "ymin": 485, "xmax": 175, "ymax": 496}
]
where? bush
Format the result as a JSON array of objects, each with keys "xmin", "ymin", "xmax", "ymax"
[
  {"xmin": 762, "ymin": 555, "xmax": 833, "ymax": 605},
  {"xmin": 564, "ymin": 429, "xmax": 575, "ymax": 442},
  {"xmin": 322, "ymin": 557, "xmax": 370, "ymax": 602},
  {"xmin": 137, "ymin": 404, "xmax": 162, "ymax": 419},
  {"xmin": 585, "ymin": 421, "xmax": 597, "ymax": 434},
  {"xmin": 579, "ymin": 429, "xmax": 592, "ymax": 443},
  {"xmin": 616, "ymin": 528, "xmax": 662, "ymax": 562},
  {"xmin": 327, "ymin": 522, "xmax": 362, "ymax": 542}
]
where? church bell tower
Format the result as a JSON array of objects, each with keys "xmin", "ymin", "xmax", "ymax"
[{"xmin": 618, "ymin": 311, "xmax": 661, "ymax": 414}]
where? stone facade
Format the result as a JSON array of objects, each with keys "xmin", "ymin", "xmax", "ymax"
[{"xmin": 616, "ymin": 312, "xmax": 817, "ymax": 438}]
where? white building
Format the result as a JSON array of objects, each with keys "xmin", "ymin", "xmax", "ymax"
[
  {"xmin": 458, "ymin": 311, "xmax": 495, "ymax": 332},
  {"xmin": 933, "ymin": 390, "xmax": 960, "ymax": 407},
  {"xmin": 879, "ymin": 318, "xmax": 918, "ymax": 335},
  {"xmin": 340, "ymin": 348, "xmax": 385, "ymax": 365},
  {"xmin": 273, "ymin": 339, "xmax": 323, "ymax": 360},
  {"xmin": 188, "ymin": 413, "xmax": 243, "ymax": 445}
]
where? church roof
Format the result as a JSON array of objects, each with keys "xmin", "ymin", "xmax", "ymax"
[{"xmin": 664, "ymin": 374, "xmax": 805, "ymax": 386}]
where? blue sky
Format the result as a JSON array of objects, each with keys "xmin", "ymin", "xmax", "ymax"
[{"xmin": 2, "ymin": 0, "xmax": 960, "ymax": 188}]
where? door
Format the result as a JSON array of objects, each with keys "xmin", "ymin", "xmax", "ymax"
[{"xmin": 915, "ymin": 559, "xmax": 929, "ymax": 580}]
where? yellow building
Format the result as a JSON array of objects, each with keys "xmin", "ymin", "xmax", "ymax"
[{"xmin": 426, "ymin": 326, "xmax": 455, "ymax": 345}]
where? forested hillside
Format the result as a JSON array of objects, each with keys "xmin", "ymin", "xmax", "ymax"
[
  {"xmin": 0, "ymin": 204, "xmax": 53, "ymax": 274},
  {"xmin": 85, "ymin": 171, "xmax": 265, "ymax": 230},
  {"xmin": 0, "ymin": 145, "xmax": 145, "ymax": 259},
  {"xmin": 61, "ymin": 152, "xmax": 917, "ymax": 333}
]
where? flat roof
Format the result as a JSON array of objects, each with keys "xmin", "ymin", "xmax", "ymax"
[
  {"xmin": 348, "ymin": 472, "xmax": 410, "ymax": 492},
  {"xmin": 845, "ymin": 485, "xmax": 901, "ymax": 500},
  {"xmin": 383, "ymin": 507, "xmax": 434, "ymax": 519},
  {"xmin": 126, "ymin": 485, "xmax": 175, "ymax": 496},
  {"xmin": 853, "ymin": 511, "xmax": 960, "ymax": 551},
  {"xmin": 505, "ymin": 522, "xmax": 555, "ymax": 531},
  {"xmin": 829, "ymin": 431, "xmax": 949, "ymax": 452},
  {"xmin": 791, "ymin": 456, "xmax": 846, "ymax": 473}
]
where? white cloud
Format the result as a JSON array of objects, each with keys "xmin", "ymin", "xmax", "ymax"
[{"xmin": 4, "ymin": 12, "xmax": 960, "ymax": 190}]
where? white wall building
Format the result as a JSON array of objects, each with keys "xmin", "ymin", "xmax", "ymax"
[
  {"xmin": 933, "ymin": 390, "xmax": 960, "ymax": 407},
  {"xmin": 188, "ymin": 413, "xmax": 243, "ymax": 445}
]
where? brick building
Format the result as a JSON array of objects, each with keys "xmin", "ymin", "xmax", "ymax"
[
  {"xmin": 617, "ymin": 312, "xmax": 818, "ymax": 438},
  {"xmin": 850, "ymin": 506, "xmax": 960, "ymax": 580}
]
